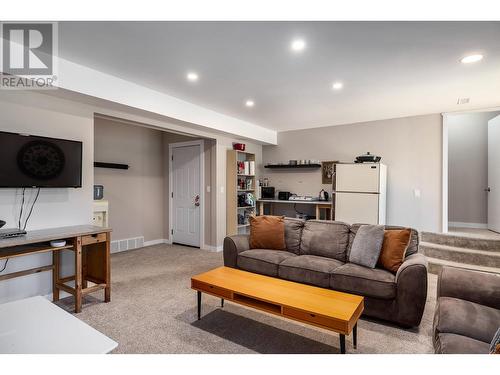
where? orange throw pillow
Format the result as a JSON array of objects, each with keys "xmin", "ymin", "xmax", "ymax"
[
  {"xmin": 377, "ymin": 228, "xmax": 412, "ymax": 273},
  {"xmin": 249, "ymin": 215, "xmax": 286, "ymax": 250}
]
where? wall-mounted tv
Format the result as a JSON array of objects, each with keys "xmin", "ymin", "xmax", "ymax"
[{"xmin": 0, "ymin": 131, "xmax": 82, "ymax": 188}]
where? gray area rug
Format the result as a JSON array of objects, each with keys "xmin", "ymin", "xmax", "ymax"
[{"xmin": 57, "ymin": 244, "xmax": 436, "ymax": 354}]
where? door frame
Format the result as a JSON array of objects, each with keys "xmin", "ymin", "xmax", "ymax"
[
  {"xmin": 168, "ymin": 140, "xmax": 205, "ymax": 248},
  {"xmin": 441, "ymin": 107, "xmax": 500, "ymax": 233}
]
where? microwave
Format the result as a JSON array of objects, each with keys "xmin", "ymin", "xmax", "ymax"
[{"xmin": 261, "ymin": 186, "xmax": 275, "ymax": 199}]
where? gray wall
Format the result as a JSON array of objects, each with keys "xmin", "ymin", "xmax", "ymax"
[
  {"xmin": 447, "ymin": 111, "xmax": 500, "ymax": 225},
  {"xmin": 94, "ymin": 117, "xmax": 166, "ymax": 242},
  {"xmin": 263, "ymin": 114, "xmax": 443, "ymax": 232}
]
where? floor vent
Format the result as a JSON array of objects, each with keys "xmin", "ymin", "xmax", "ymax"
[{"xmin": 111, "ymin": 236, "xmax": 145, "ymax": 254}]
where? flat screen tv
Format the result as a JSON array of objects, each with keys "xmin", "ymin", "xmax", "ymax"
[{"xmin": 0, "ymin": 131, "xmax": 82, "ymax": 188}]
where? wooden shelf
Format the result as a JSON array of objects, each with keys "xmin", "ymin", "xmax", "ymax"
[
  {"xmin": 0, "ymin": 243, "xmax": 73, "ymax": 261},
  {"xmin": 264, "ymin": 164, "xmax": 321, "ymax": 169},
  {"xmin": 227, "ymin": 150, "xmax": 256, "ymax": 236}
]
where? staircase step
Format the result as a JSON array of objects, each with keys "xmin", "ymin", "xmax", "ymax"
[
  {"xmin": 420, "ymin": 242, "xmax": 500, "ymax": 268},
  {"xmin": 426, "ymin": 256, "xmax": 500, "ymax": 275},
  {"xmin": 421, "ymin": 231, "xmax": 500, "ymax": 251}
]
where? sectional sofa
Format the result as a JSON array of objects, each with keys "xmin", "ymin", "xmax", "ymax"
[
  {"xmin": 223, "ymin": 218, "xmax": 428, "ymax": 327},
  {"xmin": 433, "ymin": 266, "xmax": 500, "ymax": 353}
]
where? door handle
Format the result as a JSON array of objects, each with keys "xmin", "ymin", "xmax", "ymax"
[
  {"xmin": 485, "ymin": 187, "xmax": 491, "ymax": 192},
  {"xmin": 194, "ymin": 194, "xmax": 200, "ymax": 207}
]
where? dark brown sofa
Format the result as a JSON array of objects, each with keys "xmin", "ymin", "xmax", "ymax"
[
  {"xmin": 433, "ymin": 266, "xmax": 500, "ymax": 353},
  {"xmin": 223, "ymin": 219, "xmax": 428, "ymax": 327}
]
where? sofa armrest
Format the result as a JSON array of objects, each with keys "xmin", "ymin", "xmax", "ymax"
[
  {"xmin": 396, "ymin": 253, "xmax": 428, "ymax": 282},
  {"xmin": 223, "ymin": 235, "xmax": 250, "ymax": 268},
  {"xmin": 437, "ymin": 266, "xmax": 500, "ymax": 310},
  {"xmin": 394, "ymin": 253, "xmax": 428, "ymax": 327}
]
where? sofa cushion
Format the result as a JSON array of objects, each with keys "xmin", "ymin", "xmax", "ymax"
[
  {"xmin": 278, "ymin": 255, "xmax": 344, "ymax": 288},
  {"xmin": 237, "ymin": 249, "xmax": 296, "ymax": 277},
  {"xmin": 348, "ymin": 224, "xmax": 419, "ymax": 258},
  {"xmin": 249, "ymin": 215, "xmax": 286, "ymax": 250},
  {"xmin": 331, "ymin": 263, "xmax": 396, "ymax": 299},
  {"xmin": 284, "ymin": 218, "xmax": 305, "ymax": 254},
  {"xmin": 434, "ymin": 297, "xmax": 500, "ymax": 344},
  {"xmin": 348, "ymin": 224, "xmax": 385, "ymax": 268},
  {"xmin": 299, "ymin": 220, "xmax": 350, "ymax": 262},
  {"xmin": 434, "ymin": 333, "xmax": 490, "ymax": 354}
]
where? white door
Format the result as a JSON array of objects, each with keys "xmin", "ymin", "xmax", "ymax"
[
  {"xmin": 335, "ymin": 164, "xmax": 380, "ymax": 193},
  {"xmin": 172, "ymin": 144, "xmax": 201, "ymax": 247},
  {"xmin": 335, "ymin": 192, "xmax": 380, "ymax": 224},
  {"xmin": 488, "ymin": 115, "xmax": 500, "ymax": 233}
]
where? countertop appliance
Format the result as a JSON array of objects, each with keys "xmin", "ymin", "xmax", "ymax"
[
  {"xmin": 333, "ymin": 163, "xmax": 387, "ymax": 224},
  {"xmin": 319, "ymin": 189, "xmax": 329, "ymax": 201},
  {"xmin": 354, "ymin": 152, "xmax": 382, "ymax": 163},
  {"xmin": 260, "ymin": 186, "xmax": 275, "ymax": 200},
  {"xmin": 278, "ymin": 191, "xmax": 291, "ymax": 200}
]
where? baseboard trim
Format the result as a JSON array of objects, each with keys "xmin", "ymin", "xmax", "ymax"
[
  {"xmin": 143, "ymin": 238, "xmax": 171, "ymax": 247},
  {"xmin": 449, "ymin": 221, "xmax": 488, "ymax": 229},
  {"xmin": 202, "ymin": 244, "xmax": 223, "ymax": 252}
]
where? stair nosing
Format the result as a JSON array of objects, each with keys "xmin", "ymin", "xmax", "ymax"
[
  {"xmin": 425, "ymin": 256, "xmax": 500, "ymax": 274},
  {"xmin": 420, "ymin": 242, "xmax": 500, "ymax": 256}
]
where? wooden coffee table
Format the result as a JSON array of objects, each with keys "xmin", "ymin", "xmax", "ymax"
[{"xmin": 191, "ymin": 266, "xmax": 364, "ymax": 354}]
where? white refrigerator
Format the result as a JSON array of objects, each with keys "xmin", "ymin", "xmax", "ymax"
[{"xmin": 333, "ymin": 163, "xmax": 387, "ymax": 225}]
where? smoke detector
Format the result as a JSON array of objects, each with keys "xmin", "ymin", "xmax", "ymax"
[{"xmin": 457, "ymin": 97, "xmax": 470, "ymax": 105}]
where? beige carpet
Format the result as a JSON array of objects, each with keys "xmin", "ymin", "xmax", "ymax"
[{"xmin": 57, "ymin": 244, "xmax": 436, "ymax": 354}]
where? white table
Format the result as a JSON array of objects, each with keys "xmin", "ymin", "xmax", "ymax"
[{"xmin": 0, "ymin": 296, "xmax": 118, "ymax": 353}]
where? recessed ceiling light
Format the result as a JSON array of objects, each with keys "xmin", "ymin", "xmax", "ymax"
[
  {"xmin": 290, "ymin": 39, "xmax": 306, "ymax": 52},
  {"xmin": 460, "ymin": 54, "xmax": 484, "ymax": 64},
  {"xmin": 332, "ymin": 82, "xmax": 343, "ymax": 90},
  {"xmin": 245, "ymin": 100, "xmax": 255, "ymax": 108},
  {"xmin": 186, "ymin": 72, "xmax": 199, "ymax": 82}
]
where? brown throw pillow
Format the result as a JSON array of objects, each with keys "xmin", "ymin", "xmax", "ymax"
[
  {"xmin": 377, "ymin": 228, "xmax": 412, "ymax": 273},
  {"xmin": 249, "ymin": 215, "xmax": 286, "ymax": 250}
]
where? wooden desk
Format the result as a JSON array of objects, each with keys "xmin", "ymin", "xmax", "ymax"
[
  {"xmin": 0, "ymin": 225, "xmax": 112, "ymax": 313},
  {"xmin": 257, "ymin": 199, "xmax": 333, "ymax": 220},
  {"xmin": 0, "ymin": 296, "xmax": 117, "ymax": 353}
]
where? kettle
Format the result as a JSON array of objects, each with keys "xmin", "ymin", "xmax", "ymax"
[{"xmin": 319, "ymin": 189, "xmax": 329, "ymax": 201}]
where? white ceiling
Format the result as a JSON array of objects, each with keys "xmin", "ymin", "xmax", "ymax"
[{"xmin": 59, "ymin": 21, "xmax": 500, "ymax": 132}]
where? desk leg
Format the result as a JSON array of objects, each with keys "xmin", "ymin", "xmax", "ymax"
[
  {"xmin": 52, "ymin": 250, "xmax": 60, "ymax": 302},
  {"xmin": 259, "ymin": 201, "xmax": 264, "ymax": 216},
  {"xmin": 104, "ymin": 232, "xmax": 111, "ymax": 302},
  {"xmin": 74, "ymin": 237, "xmax": 83, "ymax": 313},
  {"xmin": 315, "ymin": 205, "xmax": 320, "ymax": 220}
]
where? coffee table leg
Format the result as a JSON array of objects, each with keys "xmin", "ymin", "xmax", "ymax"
[
  {"xmin": 353, "ymin": 323, "xmax": 357, "ymax": 349},
  {"xmin": 340, "ymin": 334, "xmax": 346, "ymax": 354},
  {"xmin": 197, "ymin": 291, "xmax": 202, "ymax": 320},
  {"xmin": 221, "ymin": 298, "xmax": 224, "ymax": 308}
]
